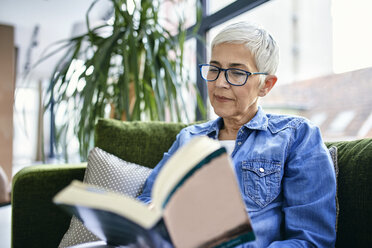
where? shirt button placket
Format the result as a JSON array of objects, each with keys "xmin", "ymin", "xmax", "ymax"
[{"xmin": 237, "ymin": 129, "xmax": 245, "ymax": 146}]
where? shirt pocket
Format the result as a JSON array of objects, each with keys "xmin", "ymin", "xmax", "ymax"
[{"xmin": 241, "ymin": 160, "xmax": 282, "ymax": 208}]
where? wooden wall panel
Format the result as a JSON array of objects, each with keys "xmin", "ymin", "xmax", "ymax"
[{"xmin": 0, "ymin": 24, "xmax": 15, "ymax": 182}]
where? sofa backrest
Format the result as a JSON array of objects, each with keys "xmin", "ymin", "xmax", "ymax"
[
  {"xmin": 94, "ymin": 118, "xmax": 188, "ymax": 167},
  {"xmin": 326, "ymin": 138, "xmax": 372, "ymax": 247}
]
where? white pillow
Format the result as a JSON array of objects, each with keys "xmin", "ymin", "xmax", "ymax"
[{"xmin": 58, "ymin": 147, "xmax": 153, "ymax": 248}]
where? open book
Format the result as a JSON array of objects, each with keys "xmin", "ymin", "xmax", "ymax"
[{"xmin": 53, "ymin": 136, "xmax": 254, "ymax": 248}]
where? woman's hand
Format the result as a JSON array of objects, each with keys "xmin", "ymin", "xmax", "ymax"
[{"xmin": 148, "ymin": 202, "xmax": 155, "ymax": 210}]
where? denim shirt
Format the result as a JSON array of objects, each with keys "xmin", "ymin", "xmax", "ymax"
[{"xmin": 138, "ymin": 107, "xmax": 337, "ymax": 247}]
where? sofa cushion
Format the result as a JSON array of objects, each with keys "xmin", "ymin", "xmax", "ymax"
[{"xmin": 59, "ymin": 147, "xmax": 152, "ymax": 248}]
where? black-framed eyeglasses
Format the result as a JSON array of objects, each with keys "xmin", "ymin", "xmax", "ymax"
[{"xmin": 198, "ymin": 64, "xmax": 268, "ymax": 86}]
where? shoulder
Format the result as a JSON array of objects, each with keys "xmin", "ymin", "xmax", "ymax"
[
  {"xmin": 172, "ymin": 120, "xmax": 217, "ymax": 147},
  {"xmin": 266, "ymin": 113, "xmax": 315, "ymax": 134},
  {"xmin": 266, "ymin": 113, "xmax": 324, "ymax": 151},
  {"xmin": 180, "ymin": 119, "xmax": 216, "ymax": 135}
]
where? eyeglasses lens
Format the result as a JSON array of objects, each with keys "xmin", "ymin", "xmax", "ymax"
[
  {"xmin": 201, "ymin": 65, "xmax": 218, "ymax": 81},
  {"xmin": 200, "ymin": 65, "xmax": 248, "ymax": 85},
  {"xmin": 227, "ymin": 69, "xmax": 246, "ymax": 85}
]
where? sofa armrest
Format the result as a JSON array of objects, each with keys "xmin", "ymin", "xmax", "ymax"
[
  {"xmin": 326, "ymin": 138, "xmax": 372, "ymax": 247},
  {"xmin": 11, "ymin": 163, "xmax": 86, "ymax": 248}
]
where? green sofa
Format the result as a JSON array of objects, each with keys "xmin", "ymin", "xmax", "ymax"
[{"xmin": 11, "ymin": 118, "xmax": 372, "ymax": 247}]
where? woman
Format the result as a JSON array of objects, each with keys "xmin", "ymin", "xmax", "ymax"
[{"xmin": 138, "ymin": 22, "xmax": 336, "ymax": 247}]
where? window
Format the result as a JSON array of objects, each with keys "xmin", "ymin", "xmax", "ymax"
[
  {"xmin": 207, "ymin": 0, "xmax": 235, "ymax": 15},
  {"xmin": 358, "ymin": 113, "xmax": 372, "ymax": 138},
  {"xmin": 332, "ymin": 0, "xmax": 372, "ymax": 73},
  {"xmin": 328, "ymin": 111, "xmax": 355, "ymax": 133},
  {"xmin": 310, "ymin": 112, "xmax": 328, "ymax": 128}
]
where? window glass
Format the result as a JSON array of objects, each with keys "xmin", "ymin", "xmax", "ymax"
[
  {"xmin": 332, "ymin": 0, "xmax": 372, "ymax": 73},
  {"xmin": 328, "ymin": 111, "xmax": 355, "ymax": 133},
  {"xmin": 207, "ymin": 0, "xmax": 236, "ymax": 15},
  {"xmin": 310, "ymin": 113, "xmax": 328, "ymax": 127},
  {"xmin": 160, "ymin": 0, "xmax": 197, "ymax": 34},
  {"xmin": 358, "ymin": 113, "xmax": 372, "ymax": 138},
  {"xmin": 181, "ymin": 38, "xmax": 198, "ymax": 122},
  {"xmin": 13, "ymin": 87, "xmax": 40, "ymax": 165},
  {"xmin": 205, "ymin": 0, "xmax": 372, "ymax": 141},
  {"xmin": 207, "ymin": 0, "xmax": 331, "ymax": 84}
]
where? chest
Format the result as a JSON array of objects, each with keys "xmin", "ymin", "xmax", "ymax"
[
  {"xmin": 230, "ymin": 131, "xmax": 291, "ymax": 209},
  {"xmin": 231, "ymin": 128, "xmax": 291, "ymax": 164}
]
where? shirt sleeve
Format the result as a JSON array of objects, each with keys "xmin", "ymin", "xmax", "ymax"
[
  {"xmin": 136, "ymin": 131, "xmax": 183, "ymax": 204},
  {"xmin": 268, "ymin": 121, "xmax": 337, "ymax": 247}
]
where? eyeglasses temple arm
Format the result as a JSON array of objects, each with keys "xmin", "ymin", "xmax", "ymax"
[{"xmin": 252, "ymin": 72, "xmax": 269, "ymax": 75}]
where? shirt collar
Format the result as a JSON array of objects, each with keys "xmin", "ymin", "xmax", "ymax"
[
  {"xmin": 243, "ymin": 106, "xmax": 269, "ymax": 131},
  {"xmin": 206, "ymin": 106, "xmax": 269, "ymax": 135}
]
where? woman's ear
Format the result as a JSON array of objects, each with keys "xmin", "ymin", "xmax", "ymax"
[{"xmin": 258, "ymin": 75, "xmax": 277, "ymax": 97}]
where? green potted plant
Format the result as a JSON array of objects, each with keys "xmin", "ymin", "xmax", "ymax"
[{"xmin": 42, "ymin": 0, "xmax": 203, "ymax": 160}]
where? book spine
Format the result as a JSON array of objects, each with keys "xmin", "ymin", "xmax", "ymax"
[{"xmin": 213, "ymin": 232, "xmax": 255, "ymax": 248}]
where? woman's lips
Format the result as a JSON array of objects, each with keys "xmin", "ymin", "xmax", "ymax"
[{"xmin": 215, "ymin": 95, "xmax": 233, "ymax": 102}]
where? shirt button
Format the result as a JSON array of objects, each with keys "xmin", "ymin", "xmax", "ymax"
[
  {"xmin": 259, "ymin": 168, "xmax": 265, "ymax": 173},
  {"xmin": 237, "ymin": 142, "xmax": 242, "ymax": 145}
]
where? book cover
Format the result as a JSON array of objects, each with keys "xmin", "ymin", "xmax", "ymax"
[{"xmin": 53, "ymin": 136, "xmax": 255, "ymax": 247}]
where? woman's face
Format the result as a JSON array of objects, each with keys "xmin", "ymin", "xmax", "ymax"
[{"xmin": 208, "ymin": 43, "xmax": 263, "ymax": 121}]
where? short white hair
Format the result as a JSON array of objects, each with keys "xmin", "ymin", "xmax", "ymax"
[{"xmin": 211, "ymin": 22, "xmax": 279, "ymax": 85}]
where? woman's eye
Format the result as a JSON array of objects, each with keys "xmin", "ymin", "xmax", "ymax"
[
  {"xmin": 231, "ymin": 71, "xmax": 246, "ymax": 76},
  {"xmin": 208, "ymin": 69, "xmax": 219, "ymax": 74}
]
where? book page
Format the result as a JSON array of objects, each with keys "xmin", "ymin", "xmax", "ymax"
[
  {"xmin": 162, "ymin": 153, "xmax": 253, "ymax": 248},
  {"xmin": 53, "ymin": 180, "xmax": 162, "ymax": 228},
  {"xmin": 152, "ymin": 136, "xmax": 222, "ymax": 210}
]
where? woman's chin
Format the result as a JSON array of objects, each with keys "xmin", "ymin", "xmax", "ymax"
[{"xmin": 213, "ymin": 108, "xmax": 235, "ymax": 119}]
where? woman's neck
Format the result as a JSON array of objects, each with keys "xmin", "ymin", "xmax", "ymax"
[
  {"xmin": 218, "ymin": 127, "xmax": 238, "ymax": 140},
  {"xmin": 218, "ymin": 109, "xmax": 258, "ymax": 140}
]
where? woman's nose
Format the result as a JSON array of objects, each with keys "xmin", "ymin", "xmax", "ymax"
[{"xmin": 215, "ymin": 72, "xmax": 230, "ymax": 88}]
